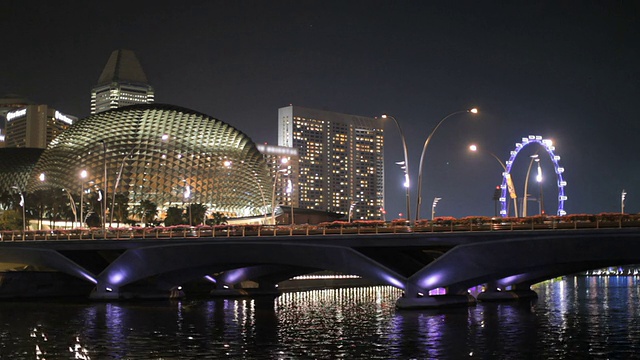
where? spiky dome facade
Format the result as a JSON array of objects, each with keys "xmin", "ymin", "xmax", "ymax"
[{"xmin": 29, "ymin": 104, "xmax": 272, "ymax": 218}]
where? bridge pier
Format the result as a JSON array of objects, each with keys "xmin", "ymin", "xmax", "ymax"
[
  {"xmin": 89, "ymin": 284, "xmax": 120, "ymax": 300},
  {"xmin": 89, "ymin": 282, "xmax": 186, "ymax": 300},
  {"xmin": 395, "ymin": 284, "xmax": 476, "ymax": 310},
  {"xmin": 210, "ymin": 281, "xmax": 282, "ymax": 298},
  {"xmin": 476, "ymin": 283, "xmax": 538, "ymax": 302}
]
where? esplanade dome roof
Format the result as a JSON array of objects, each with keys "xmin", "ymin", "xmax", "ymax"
[{"xmin": 28, "ymin": 104, "xmax": 272, "ymax": 218}]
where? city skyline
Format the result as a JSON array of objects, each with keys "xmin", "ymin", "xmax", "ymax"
[{"xmin": 3, "ymin": 1, "xmax": 639, "ymax": 219}]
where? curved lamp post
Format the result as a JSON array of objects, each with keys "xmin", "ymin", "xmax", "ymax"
[
  {"xmin": 522, "ymin": 154, "xmax": 539, "ymax": 217},
  {"xmin": 100, "ymin": 140, "xmax": 107, "ymax": 233},
  {"xmin": 415, "ymin": 108, "xmax": 478, "ymax": 221},
  {"xmin": 381, "ymin": 114, "xmax": 411, "ymax": 221},
  {"xmin": 431, "ymin": 197, "xmax": 442, "ymax": 220},
  {"xmin": 11, "ymin": 185, "xmax": 25, "ymax": 233},
  {"xmin": 469, "ymin": 144, "xmax": 518, "ymax": 217},
  {"xmin": 271, "ymin": 157, "xmax": 289, "ymax": 224},
  {"xmin": 79, "ymin": 170, "xmax": 87, "ymax": 227}
]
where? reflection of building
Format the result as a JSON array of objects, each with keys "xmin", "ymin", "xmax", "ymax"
[
  {"xmin": 256, "ymin": 144, "xmax": 299, "ymax": 209},
  {"xmin": 0, "ymin": 95, "xmax": 34, "ymax": 148},
  {"xmin": 278, "ymin": 105, "xmax": 384, "ymax": 220},
  {"xmin": 4, "ymin": 105, "xmax": 76, "ymax": 149},
  {"xmin": 91, "ymin": 49, "xmax": 154, "ymax": 114},
  {"xmin": 28, "ymin": 104, "xmax": 271, "ymax": 221}
]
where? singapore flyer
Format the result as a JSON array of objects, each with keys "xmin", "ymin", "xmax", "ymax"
[{"xmin": 500, "ymin": 135, "xmax": 567, "ymax": 217}]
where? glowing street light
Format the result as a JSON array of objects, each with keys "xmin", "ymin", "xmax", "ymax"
[
  {"xmin": 622, "ymin": 189, "xmax": 627, "ymax": 214},
  {"xmin": 469, "ymin": 144, "xmax": 518, "ymax": 217},
  {"xmin": 184, "ymin": 183, "xmax": 192, "ymax": 226},
  {"xmin": 271, "ymin": 157, "xmax": 289, "ymax": 224},
  {"xmin": 416, "ymin": 108, "xmax": 478, "ymax": 221},
  {"xmin": 522, "ymin": 154, "xmax": 539, "ymax": 217},
  {"xmin": 381, "ymin": 114, "xmax": 411, "ymax": 221},
  {"xmin": 80, "ymin": 170, "xmax": 88, "ymax": 227},
  {"xmin": 431, "ymin": 197, "xmax": 442, "ymax": 220},
  {"xmin": 536, "ymin": 158, "xmax": 544, "ymax": 215},
  {"xmin": 11, "ymin": 185, "xmax": 25, "ymax": 233}
]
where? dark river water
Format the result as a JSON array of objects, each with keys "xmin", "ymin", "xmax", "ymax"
[{"xmin": 1, "ymin": 276, "xmax": 640, "ymax": 359}]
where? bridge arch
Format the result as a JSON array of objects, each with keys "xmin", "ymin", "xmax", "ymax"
[{"xmin": 500, "ymin": 135, "xmax": 567, "ymax": 217}]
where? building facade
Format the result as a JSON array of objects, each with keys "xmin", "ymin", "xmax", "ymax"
[
  {"xmin": 0, "ymin": 95, "xmax": 34, "ymax": 148},
  {"xmin": 4, "ymin": 105, "xmax": 76, "ymax": 149},
  {"xmin": 28, "ymin": 104, "xmax": 272, "ymax": 223},
  {"xmin": 277, "ymin": 106, "xmax": 384, "ymax": 220},
  {"xmin": 91, "ymin": 49, "xmax": 154, "ymax": 114}
]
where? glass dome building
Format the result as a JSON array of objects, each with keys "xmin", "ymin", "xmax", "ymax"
[{"xmin": 28, "ymin": 104, "xmax": 272, "ymax": 222}]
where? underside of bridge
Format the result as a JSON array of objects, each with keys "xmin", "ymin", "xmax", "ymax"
[{"xmin": 1, "ymin": 230, "xmax": 640, "ymax": 308}]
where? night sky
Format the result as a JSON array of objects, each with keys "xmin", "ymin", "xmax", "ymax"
[{"xmin": 3, "ymin": 1, "xmax": 639, "ymax": 219}]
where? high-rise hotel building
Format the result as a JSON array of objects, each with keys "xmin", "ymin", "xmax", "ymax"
[
  {"xmin": 3, "ymin": 104, "xmax": 77, "ymax": 148},
  {"xmin": 278, "ymin": 106, "xmax": 384, "ymax": 220},
  {"xmin": 91, "ymin": 49, "xmax": 154, "ymax": 114},
  {"xmin": 0, "ymin": 95, "xmax": 33, "ymax": 148}
]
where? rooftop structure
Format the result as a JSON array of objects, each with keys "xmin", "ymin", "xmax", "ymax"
[{"xmin": 91, "ymin": 49, "xmax": 155, "ymax": 114}]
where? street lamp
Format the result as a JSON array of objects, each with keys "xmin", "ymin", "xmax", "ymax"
[
  {"xmin": 39, "ymin": 173, "xmax": 45, "ymax": 230},
  {"xmin": 522, "ymin": 154, "xmax": 539, "ymax": 217},
  {"xmin": 469, "ymin": 144, "xmax": 518, "ymax": 217},
  {"xmin": 286, "ymin": 178, "xmax": 294, "ymax": 225},
  {"xmin": 431, "ymin": 197, "xmax": 441, "ymax": 220},
  {"xmin": 100, "ymin": 140, "xmax": 107, "ymax": 233},
  {"xmin": 11, "ymin": 185, "xmax": 25, "ymax": 233},
  {"xmin": 271, "ymin": 158, "xmax": 288, "ymax": 224},
  {"xmin": 416, "ymin": 108, "xmax": 478, "ymax": 221},
  {"xmin": 381, "ymin": 114, "xmax": 411, "ymax": 221},
  {"xmin": 348, "ymin": 200, "xmax": 360, "ymax": 222},
  {"xmin": 184, "ymin": 183, "xmax": 192, "ymax": 226},
  {"xmin": 536, "ymin": 159, "xmax": 544, "ymax": 215},
  {"xmin": 62, "ymin": 188, "xmax": 77, "ymax": 228},
  {"xmin": 622, "ymin": 189, "xmax": 627, "ymax": 214},
  {"xmin": 80, "ymin": 170, "xmax": 87, "ymax": 227}
]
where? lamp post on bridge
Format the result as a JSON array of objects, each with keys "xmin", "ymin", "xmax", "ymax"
[
  {"xmin": 522, "ymin": 154, "xmax": 539, "ymax": 217},
  {"xmin": 11, "ymin": 185, "xmax": 25, "ymax": 233},
  {"xmin": 416, "ymin": 108, "xmax": 478, "ymax": 222},
  {"xmin": 381, "ymin": 114, "xmax": 411, "ymax": 222},
  {"xmin": 79, "ymin": 170, "xmax": 87, "ymax": 228},
  {"xmin": 431, "ymin": 197, "xmax": 441, "ymax": 220},
  {"xmin": 271, "ymin": 157, "xmax": 289, "ymax": 225},
  {"xmin": 469, "ymin": 144, "xmax": 518, "ymax": 217}
]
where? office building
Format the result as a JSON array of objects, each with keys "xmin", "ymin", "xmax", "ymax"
[
  {"xmin": 277, "ymin": 105, "xmax": 384, "ymax": 220},
  {"xmin": 91, "ymin": 49, "xmax": 154, "ymax": 114},
  {"xmin": 4, "ymin": 105, "xmax": 76, "ymax": 149}
]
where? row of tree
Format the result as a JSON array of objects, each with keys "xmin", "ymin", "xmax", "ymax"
[{"xmin": 0, "ymin": 190, "xmax": 227, "ymax": 230}]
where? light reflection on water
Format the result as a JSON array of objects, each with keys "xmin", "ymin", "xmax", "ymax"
[{"xmin": 1, "ymin": 278, "xmax": 640, "ymax": 359}]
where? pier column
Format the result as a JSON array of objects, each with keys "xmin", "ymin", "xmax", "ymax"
[
  {"xmin": 477, "ymin": 282, "xmax": 538, "ymax": 302},
  {"xmin": 89, "ymin": 283, "xmax": 120, "ymax": 300},
  {"xmin": 395, "ymin": 283, "xmax": 476, "ymax": 310}
]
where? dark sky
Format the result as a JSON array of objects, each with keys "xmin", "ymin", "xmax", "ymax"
[{"xmin": 3, "ymin": 1, "xmax": 639, "ymax": 219}]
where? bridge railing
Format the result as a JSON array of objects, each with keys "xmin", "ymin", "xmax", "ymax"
[{"xmin": 1, "ymin": 214, "xmax": 639, "ymax": 241}]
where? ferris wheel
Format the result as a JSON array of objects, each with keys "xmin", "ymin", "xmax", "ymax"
[{"xmin": 499, "ymin": 135, "xmax": 567, "ymax": 217}]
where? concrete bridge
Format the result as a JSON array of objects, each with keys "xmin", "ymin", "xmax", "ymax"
[{"xmin": 1, "ymin": 227, "xmax": 640, "ymax": 308}]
